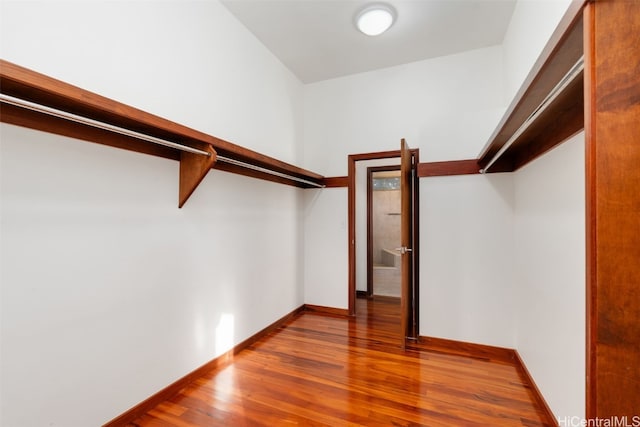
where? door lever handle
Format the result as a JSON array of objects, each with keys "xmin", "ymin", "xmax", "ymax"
[{"xmin": 395, "ymin": 247, "xmax": 412, "ymax": 255}]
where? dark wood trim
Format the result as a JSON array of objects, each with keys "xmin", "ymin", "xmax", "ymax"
[
  {"xmin": 411, "ymin": 149, "xmax": 420, "ymax": 338},
  {"xmin": 0, "ymin": 103, "xmax": 181, "ymax": 160},
  {"xmin": 513, "ymin": 351, "xmax": 560, "ymax": 427},
  {"xmin": 103, "ymin": 305, "xmax": 306, "ymax": 426},
  {"xmin": 414, "ymin": 336, "xmax": 515, "ymax": 364},
  {"xmin": 477, "ymin": 0, "xmax": 587, "ymax": 172},
  {"xmin": 349, "ymin": 149, "xmax": 419, "ymax": 163},
  {"xmin": 401, "ymin": 140, "xmax": 422, "ymax": 341},
  {"xmin": 583, "ymin": 2, "xmax": 597, "ymax": 418},
  {"xmin": 415, "ymin": 335, "xmax": 558, "ymax": 425},
  {"xmin": 400, "ymin": 139, "xmax": 411, "ymax": 345},
  {"xmin": 509, "ymin": 75, "xmax": 584, "ymax": 171},
  {"xmin": 584, "ymin": 0, "xmax": 640, "ymax": 419},
  {"xmin": 356, "ymin": 290, "xmax": 370, "ymax": 299},
  {"xmin": 372, "ymin": 295, "xmax": 401, "ymax": 304},
  {"xmin": 0, "ymin": 60, "xmax": 216, "ymax": 148},
  {"xmin": 417, "ymin": 159, "xmax": 480, "ymax": 177},
  {"xmin": 0, "ymin": 60, "xmax": 325, "ymax": 195},
  {"xmin": 348, "ymin": 155, "xmax": 357, "ymax": 316},
  {"xmin": 322, "ymin": 176, "xmax": 348, "ymax": 188},
  {"xmin": 303, "ymin": 304, "xmax": 350, "ymax": 317},
  {"xmin": 348, "ymin": 149, "xmax": 419, "ymax": 316},
  {"xmin": 350, "ymin": 150, "xmax": 403, "ymax": 162},
  {"xmin": 367, "ymin": 167, "xmax": 374, "ymax": 298},
  {"xmin": 127, "ymin": 299, "xmax": 551, "ymax": 425}
]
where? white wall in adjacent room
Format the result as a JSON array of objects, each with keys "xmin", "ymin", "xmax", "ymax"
[
  {"xmin": 514, "ymin": 132, "xmax": 585, "ymax": 421},
  {"xmin": 0, "ymin": 1, "xmax": 305, "ymax": 426},
  {"xmin": 355, "ymin": 158, "xmax": 400, "ymax": 293}
]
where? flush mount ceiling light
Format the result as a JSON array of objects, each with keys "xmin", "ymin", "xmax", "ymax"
[{"xmin": 355, "ymin": 4, "xmax": 396, "ymax": 36}]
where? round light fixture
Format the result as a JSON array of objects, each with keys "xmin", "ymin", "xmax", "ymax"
[{"xmin": 356, "ymin": 4, "xmax": 395, "ymax": 36}]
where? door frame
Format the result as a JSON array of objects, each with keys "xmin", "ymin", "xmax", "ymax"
[
  {"xmin": 366, "ymin": 165, "xmax": 402, "ymax": 298},
  {"xmin": 348, "ymin": 148, "xmax": 420, "ymax": 339}
]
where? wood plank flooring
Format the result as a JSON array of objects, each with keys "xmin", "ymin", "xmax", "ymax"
[{"xmin": 128, "ymin": 298, "xmax": 552, "ymax": 426}]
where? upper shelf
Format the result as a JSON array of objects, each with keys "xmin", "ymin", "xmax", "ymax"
[
  {"xmin": 0, "ymin": 59, "xmax": 325, "ymax": 189},
  {"xmin": 477, "ymin": 0, "xmax": 586, "ymax": 173}
]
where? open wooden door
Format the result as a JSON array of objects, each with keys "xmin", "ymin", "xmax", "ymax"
[{"xmin": 400, "ymin": 139, "xmax": 418, "ymax": 345}]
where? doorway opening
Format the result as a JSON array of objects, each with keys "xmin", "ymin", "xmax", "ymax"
[
  {"xmin": 347, "ymin": 143, "xmax": 419, "ymax": 342},
  {"xmin": 367, "ymin": 166, "xmax": 402, "ymax": 299}
]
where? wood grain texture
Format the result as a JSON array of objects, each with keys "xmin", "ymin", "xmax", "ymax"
[
  {"xmin": 0, "ymin": 59, "xmax": 324, "ymax": 188},
  {"xmin": 400, "ymin": 138, "xmax": 412, "ymax": 344},
  {"xmin": 508, "ymin": 73, "xmax": 584, "ymax": 171},
  {"xmin": 322, "ymin": 176, "xmax": 349, "ymax": 188},
  {"xmin": 303, "ymin": 305, "xmax": 350, "ymax": 317},
  {"xmin": 477, "ymin": 0, "xmax": 586, "ymax": 172},
  {"xmin": 585, "ymin": 0, "xmax": 640, "ymax": 419},
  {"xmin": 414, "ymin": 339, "xmax": 558, "ymax": 426},
  {"xmin": 0, "ymin": 103, "xmax": 180, "ymax": 160},
  {"xmin": 348, "ymin": 155, "xmax": 357, "ymax": 316},
  {"xmin": 123, "ymin": 298, "xmax": 555, "ymax": 426},
  {"xmin": 417, "ymin": 159, "xmax": 481, "ymax": 177},
  {"xmin": 179, "ymin": 145, "xmax": 217, "ymax": 208},
  {"xmin": 349, "ymin": 150, "xmax": 403, "ymax": 162},
  {"xmin": 347, "ymin": 149, "xmax": 418, "ymax": 316},
  {"xmin": 411, "ymin": 149, "xmax": 420, "ymax": 338},
  {"xmin": 416, "ymin": 336, "xmax": 515, "ymax": 364},
  {"xmin": 512, "ymin": 351, "xmax": 559, "ymax": 427},
  {"xmin": 583, "ymin": 3, "xmax": 597, "ymax": 417},
  {"xmin": 103, "ymin": 305, "xmax": 306, "ymax": 427}
]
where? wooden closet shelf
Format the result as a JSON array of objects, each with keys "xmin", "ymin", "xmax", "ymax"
[
  {"xmin": 0, "ymin": 59, "xmax": 325, "ymax": 206},
  {"xmin": 478, "ymin": 1, "xmax": 586, "ymax": 173}
]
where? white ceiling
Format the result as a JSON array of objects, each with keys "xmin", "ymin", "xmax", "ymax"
[{"xmin": 222, "ymin": 0, "xmax": 517, "ymax": 83}]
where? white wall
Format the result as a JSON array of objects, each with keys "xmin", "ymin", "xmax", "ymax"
[
  {"xmin": 514, "ymin": 132, "xmax": 585, "ymax": 421},
  {"xmin": 0, "ymin": 1, "xmax": 305, "ymax": 426},
  {"xmin": 421, "ymin": 173, "xmax": 516, "ymax": 347},
  {"xmin": 303, "ymin": 188, "xmax": 348, "ymax": 308},
  {"xmin": 0, "ymin": 0, "xmax": 303, "ymax": 163},
  {"xmin": 0, "ymin": 1, "xmax": 586, "ymax": 425},
  {"xmin": 303, "ymin": 46, "xmax": 506, "ymax": 175},
  {"xmin": 502, "ymin": 0, "xmax": 576, "ymax": 103}
]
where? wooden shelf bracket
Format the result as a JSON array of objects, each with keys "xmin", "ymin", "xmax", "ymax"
[
  {"xmin": 0, "ymin": 59, "xmax": 326, "ymax": 205},
  {"xmin": 179, "ymin": 143, "xmax": 217, "ymax": 208}
]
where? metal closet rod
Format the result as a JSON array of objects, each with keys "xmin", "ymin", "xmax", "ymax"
[
  {"xmin": 0, "ymin": 93, "xmax": 212, "ymax": 157},
  {"xmin": 0, "ymin": 93, "xmax": 325, "ymax": 188},
  {"xmin": 480, "ymin": 55, "xmax": 585, "ymax": 174},
  {"xmin": 216, "ymin": 155, "xmax": 325, "ymax": 188}
]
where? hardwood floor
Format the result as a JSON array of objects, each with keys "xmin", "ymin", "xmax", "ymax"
[{"xmin": 128, "ymin": 298, "xmax": 552, "ymax": 426}]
